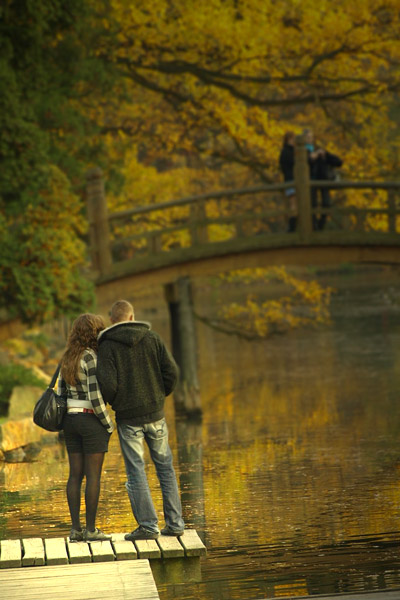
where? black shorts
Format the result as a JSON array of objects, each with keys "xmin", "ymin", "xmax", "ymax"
[{"xmin": 63, "ymin": 413, "xmax": 111, "ymax": 454}]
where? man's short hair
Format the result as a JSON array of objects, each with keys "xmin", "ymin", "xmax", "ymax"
[{"xmin": 110, "ymin": 300, "xmax": 134, "ymax": 323}]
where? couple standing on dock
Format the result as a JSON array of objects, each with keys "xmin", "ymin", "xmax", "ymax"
[{"xmin": 57, "ymin": 299, "xmax": 185, "ymax": 543}]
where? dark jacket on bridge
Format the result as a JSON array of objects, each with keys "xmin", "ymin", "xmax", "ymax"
[
  {"xmin": 309, "ymin": 149, "xmax": 343, "ymax": 180},
  {"xmin": 279, "ymin": 143, "xmax": 294, "ymax": 182},
  {"xmin": 96, "ymin": 321, "xmax": 179, "ymax": 425}
]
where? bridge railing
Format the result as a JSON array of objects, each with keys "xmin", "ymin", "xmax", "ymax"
[
  {"xmin": 86, "ymin": 141, "xmax": 400, "ymax": 277},
  {"xmin": 108, "ymin": 183, "xmax": 291, "ymax": 254},
  {"xmin": 310, "ymin": 180, "xmax": 400, "ymax": 233}
]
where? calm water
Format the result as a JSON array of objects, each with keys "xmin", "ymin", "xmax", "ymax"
[{"xmin": 2, "ymin": 268, "xmax": 400, "ymax": 599}]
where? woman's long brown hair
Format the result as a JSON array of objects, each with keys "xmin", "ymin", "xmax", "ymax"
[{"xmin": 60, "ymin": 313, "xmax": 105, "ymax": 385}]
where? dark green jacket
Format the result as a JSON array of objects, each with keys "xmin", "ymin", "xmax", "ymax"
[{"xmin": 96, "ymin": 321, "xmax": 179, "ymax": 425}]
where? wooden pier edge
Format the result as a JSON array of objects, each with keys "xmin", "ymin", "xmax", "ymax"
[
  {"xmin": 0, "ymin": 560, "xmax": 160, "ymax": 600},
  {"xmin": 0, "ymin": 529, "xmax": 206, "ymax": 569}
]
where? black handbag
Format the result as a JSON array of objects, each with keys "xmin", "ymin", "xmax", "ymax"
[{"xmin": 33, "ymin": 364, "xmax": 67, "ymax": 432}]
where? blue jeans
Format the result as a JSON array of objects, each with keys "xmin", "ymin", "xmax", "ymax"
[{"xmin": 117, "ymin": 418, "xmax": 185, "ymax": 534}]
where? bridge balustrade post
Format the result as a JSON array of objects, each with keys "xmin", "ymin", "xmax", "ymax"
[
  {"xmin": 147, "ymin": 231, "xmax": 162, "ymax": 254},
  {"xmin": 86, "ymin": 167, "xmax": 112, "ymax": 276},
  {"xmin": 190, "ymin": 202, "xmax": 208, "ymax": 245},
  {"xmin": 388, "ymin": 189, "xmax": 396, "ymax": 234},
  {"xmin": 294, "ymin": 136, "xmax": 312, "ymax": 241},
  {"xmin": 165, "ymin": 277, "xmax": 202, "ymax": 417}
]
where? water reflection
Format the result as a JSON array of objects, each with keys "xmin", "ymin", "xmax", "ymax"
[
  {"xmin": 2, "ymin": 274, "xmax": 400, "ymax": 598},
  {"xmin": 175, "ymin": 417, "xmax": 206, "ymax": 537}
]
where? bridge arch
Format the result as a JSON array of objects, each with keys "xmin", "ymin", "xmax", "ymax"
[{"xmin": 96, "ymin": 241, "xmax": 400, "ymax": 298}]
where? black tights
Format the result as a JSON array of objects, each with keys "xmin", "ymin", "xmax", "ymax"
[{"xmin": 67, "ymin": 452, "xmax": 105, "ymax": 532}]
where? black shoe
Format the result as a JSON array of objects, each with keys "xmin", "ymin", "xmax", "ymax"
[
  {"xmin": 161, "ymin": 526, "xmax": 184, "ymax": 537},
  {"xmin": 124, "ymin": 526, "xmax": 159, "ymax": 541},
  {"xmin": 69, "ymin": 528, "xmax": 84, "ymax": 542}
]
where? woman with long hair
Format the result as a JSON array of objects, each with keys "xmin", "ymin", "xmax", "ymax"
[{"xmin": 58, "ymin": 313, "xmax": 114, "ymax": 542}]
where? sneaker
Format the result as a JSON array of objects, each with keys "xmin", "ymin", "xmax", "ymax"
[
  {"xmin": 124, "ymin": 526, "xmax": 159, "ymax": 541},
  {"xmin": 84, "ymin": 528, "xmax": 112, "ymax": 542},
  {"xmin": 69, "ymin": 528, "xmax": 84, "ymax": 542},
  {"xmin": 161, "ymin": 526, "xmax": 184, "ymax": 537}
]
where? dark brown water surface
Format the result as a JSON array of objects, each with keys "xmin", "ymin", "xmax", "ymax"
[{"xmin": 2, "ymin": 268, "xmax": 400, "ymax": 599}]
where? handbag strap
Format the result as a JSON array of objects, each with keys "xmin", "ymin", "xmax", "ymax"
[{"xmin": 49, "ymin": 363, "xmax": 62, "ymax": 389}]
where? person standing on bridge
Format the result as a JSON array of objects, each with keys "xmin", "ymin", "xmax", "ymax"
[
  {"xmin": 304, "ymin": 128, "xmax": 343, "ymax": 230},
  {"xmin": 58, "ymin": 313, "xmax": 114, "ymax": 543},
  {"xmin": 96, "ymin": 299, "xmax": 185, "ymax": 540},
  {"xmin": 279, "ymin": 131, "xmax": 297, "ymax": 232}
]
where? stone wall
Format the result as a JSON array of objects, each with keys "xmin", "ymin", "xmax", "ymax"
[{"xmin": 0, "ymin": 386, "xmax": 58, "ymax": 460}]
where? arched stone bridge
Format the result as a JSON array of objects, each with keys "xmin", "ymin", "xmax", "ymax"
[{"xmin": 87, "ymin": 143, "xmax": 400, "ymax": 293}]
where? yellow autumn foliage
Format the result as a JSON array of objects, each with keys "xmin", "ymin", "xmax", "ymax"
[
  {"xmin": 93, "ymin": 0, "xmax": 400, "ymax": 192},
  {"xmin": 79, "ymin": 0, "xmax": 400, "ymax": 257},
  {"xmin": 82, "ymin": 1, "xmax": 399, "ymax": 328}
]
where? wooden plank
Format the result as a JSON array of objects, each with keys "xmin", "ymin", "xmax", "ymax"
[
  {"xmin": 157, "ymin": 535, "xmax": 185, "ymax": 558},
  {"xmin": 89, "ymin": 540, "xmax": 115, "ymax": 562},
  {"xmin": 66, "ymin": 540, "xmax": 92, "ymax": 564},
  {"xmin": 0, "ymin": 561, "xmax": 153, "ymax": 579},
  {"xmin": 44, "ymin": 538, "xmax": 68, "ymax": 566},
  {"xmin": 0, "ymin": 539, "xmax": 22, "ymax": 569},
  {"xmin": 22, "ymin": 538, "xmax": 45, "ymax": 566},
  {"xmin": 111, "ymin": 532, "xmax": 137, "ymax": 561},
  {"xmin": 112, "ymin": 540, "xmax": 137, "ymax": 561},
  {"xmin": 178, "ymin": 529, "xmax": 206, "ymax": 557},
  {"xmin": 134, "ymin": 539, "xmax": 161, "ymax": 559},
  {"xmin": 0, "ymin": 560, "xmax": 159, "ymax": 599}
]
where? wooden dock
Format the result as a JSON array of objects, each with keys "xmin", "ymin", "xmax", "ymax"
[
  {"xmin": 0, "ymin": 560, "xmax": 159, "ymax": 600},
  {"xmin": 0, "ymin": 529, "xmax": 206, "ymax": 569}
]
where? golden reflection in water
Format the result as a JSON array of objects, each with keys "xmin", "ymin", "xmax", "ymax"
[
  {"xmin": 195, "ymin": 310, "xmax": 400, "ymax": 554},
  {"xmin": 274, "ymin": 581, "xmax": 308, "ymax": 597},
  {"xmin": 2, "ymin": 275, "xmax": 400, "ymax": 599},
  {"xmin": 1, "ymin": 310, "xmax": 400, "ymax": 548}
]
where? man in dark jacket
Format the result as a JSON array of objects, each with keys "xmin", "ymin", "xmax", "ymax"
[
  {"xmin": 96, "ymin": 299, "xmax": 185, "ymax": 540},
  {"xmin": 304, "ymin": 128, "xmax": 343, "ymax": 230}
]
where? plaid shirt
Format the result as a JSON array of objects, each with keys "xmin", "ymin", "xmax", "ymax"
[{"xmin": 58, "ymin": 349, "xmax": 114, "ymax": 434}]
